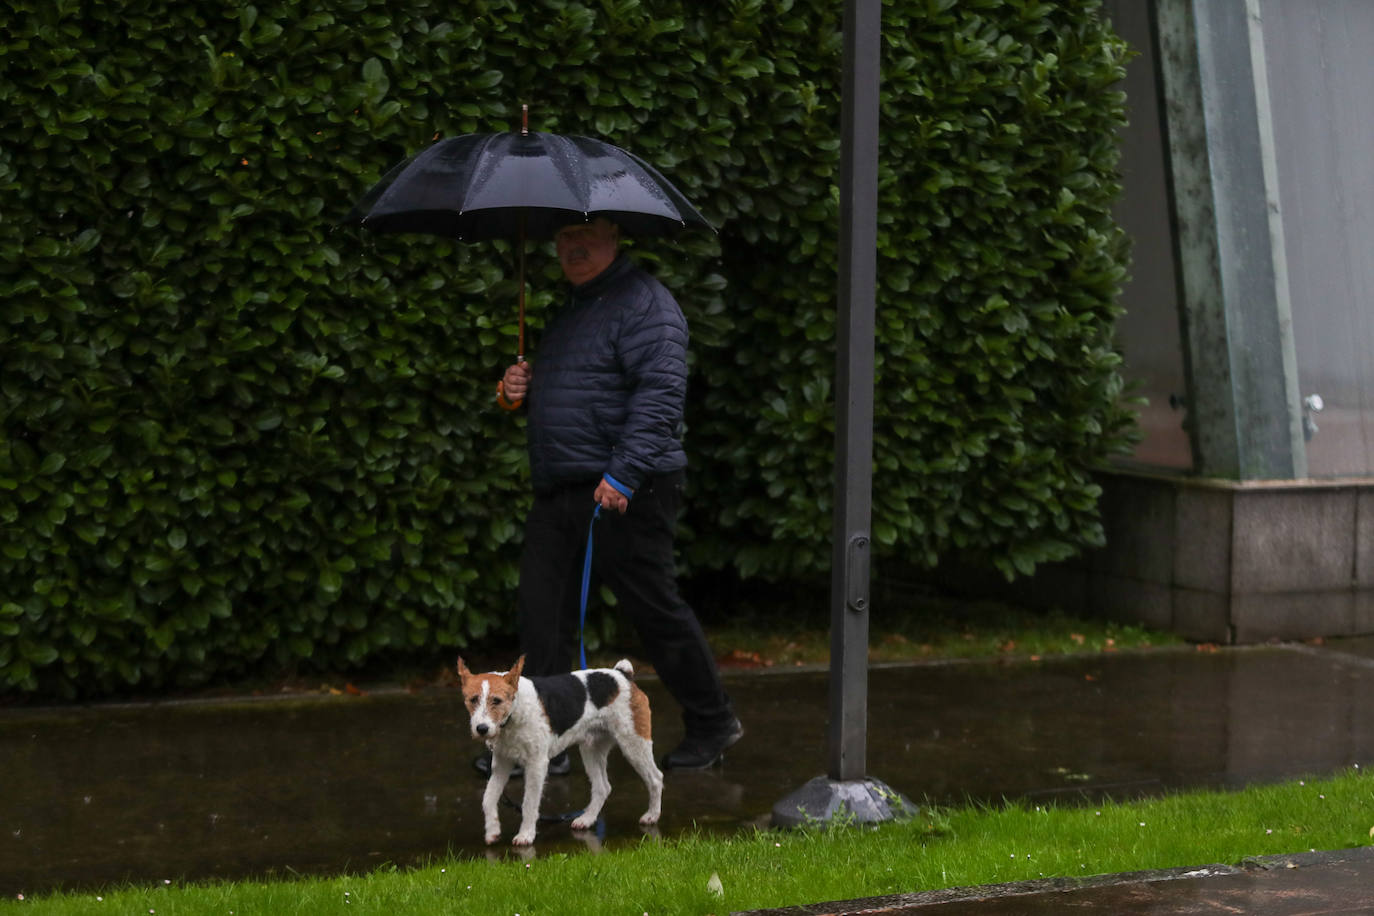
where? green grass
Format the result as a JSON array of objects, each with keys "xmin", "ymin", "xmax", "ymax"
[
  {"xmin": 582, "ymin": 595, "xmax": 1185, "ymax": 676},
  {"xmin": 696, "ymin": 601, "xmax": 1180, "ymax": 670},
  {"xmin": 9, "ymin": 769, "xmax": 1371, "ymax": 915}
]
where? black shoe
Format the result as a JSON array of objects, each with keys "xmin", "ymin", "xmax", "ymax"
[
  {"xmin": 473, "ymin": 750, "xmax": 572, "ymax": 778},
  {"xmin": 660, "ymin": 718, "xmax": 744, "ymax": 771}
]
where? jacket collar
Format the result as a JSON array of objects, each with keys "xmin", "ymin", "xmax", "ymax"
[{"xmin": 570, "ymin": 253, "xmax": 633, "ymax": 301}]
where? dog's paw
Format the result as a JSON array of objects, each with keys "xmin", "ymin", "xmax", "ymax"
[
  {"xmin": 512, "ymin": 832, "xmax": 536, "ymax": 846},
  {"xmin": 570, "ymin": 814, "xmax": 596, "ymax": 831},
  {"xmin": 484, "ymin": 832, "xmax": 501, "ymax": 845},
  {"xmin": 639, "ymin": 812, "xmax": 660, "ymax": 826}
]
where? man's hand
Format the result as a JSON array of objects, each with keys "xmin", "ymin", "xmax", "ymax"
[
  {"xmin": 594, "ymin": 477, "xmax": 631, "ymax": 514},
  {"xmin": 502, "ymin": 362, "xmax": 532, "ymax": 401}
]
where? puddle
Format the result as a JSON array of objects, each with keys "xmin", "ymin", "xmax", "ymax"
[{"xmin": 5, "ymin": 645, "xmax": 1374, "ymax": 895}]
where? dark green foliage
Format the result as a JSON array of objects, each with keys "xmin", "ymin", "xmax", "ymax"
[{"xmin": 0, "ymin": 0, "xmax": 1136, "ymax": 697}]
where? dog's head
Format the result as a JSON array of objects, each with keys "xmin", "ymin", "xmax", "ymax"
[{"xmin": 456, "ymin": 655, "xmax": 524, "ymax": 740}]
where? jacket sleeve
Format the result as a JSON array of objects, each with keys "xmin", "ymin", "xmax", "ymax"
[{"xmin": 605, "ymin": 286, "xmax": 688, "ymax": 490}]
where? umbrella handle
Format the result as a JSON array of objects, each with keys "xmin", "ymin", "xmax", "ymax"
[
  {"xmin": 496, "ymin": 355, "xmax": 527, "ymax": 410},
  {"xmin": 496, "ymin": 376, "xmax": 523, "ymax": 411}
]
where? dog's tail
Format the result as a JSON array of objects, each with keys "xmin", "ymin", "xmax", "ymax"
[{"xmin": 614, "ymin": 658, "xmax": 635, "ymax": 681}]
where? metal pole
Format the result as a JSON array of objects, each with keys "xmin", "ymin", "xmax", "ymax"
[
  {"xmin": 828, "ymin": 0, "xmax": 881, "ymax": 782},
  {"xmin": 771, "ymin": 0, "xmax": 914, "ymax": 825}
]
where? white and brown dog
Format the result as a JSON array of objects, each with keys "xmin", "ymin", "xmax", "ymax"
[{"xmin": 457, "ymin": 655, "xmax": 663, "ymax": 846}]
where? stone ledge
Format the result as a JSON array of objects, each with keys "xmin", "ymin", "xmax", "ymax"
[{"xmin": 928, "ymin": 469, "xmax": 1374, "ymax": 644}]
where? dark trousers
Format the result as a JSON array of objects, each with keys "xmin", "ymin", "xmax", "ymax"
[{"xmin": 517, "ymin": 471, "xmax": 733, "ymax": 734}]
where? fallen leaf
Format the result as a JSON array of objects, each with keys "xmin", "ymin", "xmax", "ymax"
[
  {"xmin": 718, "ymin": 649, "xmax": 766, "ymax": 669},
  {"xmin": 345, "ymin": 683, "xmax": 364, "ymax": 696},
  {"xmin": 1070, "ymin": 633, "xmax": 1086, "ymax": 645}
]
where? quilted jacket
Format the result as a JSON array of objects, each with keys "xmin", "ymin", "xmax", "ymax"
[{"xmin": 525, "ymin": 255, "xmax": 688, "ymax": 493}]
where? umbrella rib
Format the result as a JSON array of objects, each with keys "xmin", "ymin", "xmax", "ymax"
[{"xmin": 451, "ymin": 133, "xmax": 508, "ymax": 225}]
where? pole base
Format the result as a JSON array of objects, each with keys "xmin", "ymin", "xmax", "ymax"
[{"xmin": 771, "ymin": 775, "xmax": 917, "ymax": 829}]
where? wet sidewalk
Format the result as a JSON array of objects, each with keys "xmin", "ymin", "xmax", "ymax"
[
  {"xmin": 6, "ymin": 640, "xmax": 1374, "ymax": 900},
  {"xmin": 741, "ymin": 847, "xmax": 1374, "ymax": 914}
]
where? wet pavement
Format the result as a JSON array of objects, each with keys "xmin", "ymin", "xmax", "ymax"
[
  {"xmin": 6, "ymin": 642, "xmax": 1374, "ymax": 898},
  {"xmin": 741, "ymin": 848, "xmax": 1374, "ymax": 914}
]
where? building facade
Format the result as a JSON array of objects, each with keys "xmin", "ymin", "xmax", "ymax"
[{"xmin": 997, "ymin": 0, "xmax": 1374, "ymax": 642}]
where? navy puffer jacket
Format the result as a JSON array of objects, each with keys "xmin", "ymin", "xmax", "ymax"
[{"xmin": 526, "ymin": 255, "xmax": 688, "ymax": 493}]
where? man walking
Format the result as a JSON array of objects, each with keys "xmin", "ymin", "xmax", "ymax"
[{"xmin": 487, "ymin": 217, "xmax": 742, "ymax": 774}]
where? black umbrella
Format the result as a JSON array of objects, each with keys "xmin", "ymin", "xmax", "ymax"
[{"xmin": 347, "ymin": 108, "xmax": 712, "ymax": 397}]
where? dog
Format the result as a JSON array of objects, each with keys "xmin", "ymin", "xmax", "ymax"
[{"xmin": 457, "ymin": 654, "xmax": 663, "ymax": 846}]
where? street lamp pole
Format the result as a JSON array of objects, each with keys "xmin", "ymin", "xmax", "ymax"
[
  {"xmin": 771, "ymin": 0, "xmax": 915, "ymax": 828},
  {"xmin": 828, "ymin": 0, "xmax": 880, "ymax": 784}
]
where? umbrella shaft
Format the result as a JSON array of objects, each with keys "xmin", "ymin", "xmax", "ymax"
[{"xmin": 517, "ymin": 222, "xmax": 526, "ymax": 359}]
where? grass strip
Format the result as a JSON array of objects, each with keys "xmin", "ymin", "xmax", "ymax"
[
  {"xmin": 8, "ymin": 768, "xmax": 1371, "ymax": 915},
  {"xmin": 698, "ymin": 604, "xmax": 1179, "ymax": 670}
]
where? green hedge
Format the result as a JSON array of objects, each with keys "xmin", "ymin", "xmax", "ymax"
[{"xmin": 0, "ymin": 0, "xmax": 1136, "ymax": 698}]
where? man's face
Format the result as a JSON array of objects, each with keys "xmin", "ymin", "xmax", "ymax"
[{"xmin": 554, "ymin": 219, "xmax": 619, "ymax": 285}]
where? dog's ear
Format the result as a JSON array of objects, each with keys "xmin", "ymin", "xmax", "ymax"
[
  {"xmin": 457, "ymin": 657, "xmax": 471, "ymax": 680},
  {"xmin": 505, "ymin": 654, "xmax": 525, "ymax": 686}
]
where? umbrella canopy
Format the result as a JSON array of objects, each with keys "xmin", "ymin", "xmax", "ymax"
[
  {"xmin": 346, "ymin": 115, "xmax": 712, "ymax": 406},
  {"xmin": 346, "ymin": 130, "xmax": 712, "ymax": 240}
]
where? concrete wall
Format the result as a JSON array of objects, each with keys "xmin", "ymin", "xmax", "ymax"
[{"xmin": 1008, "ymin": 471, "xmax": 1374, "ymax": 644}]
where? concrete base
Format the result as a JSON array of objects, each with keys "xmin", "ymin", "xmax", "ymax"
[
  {"xmin": 927, "ymin": 469, "xmax": 1374, "ymax": 644},
  {"xmin": 771, "ymin": 776, "xmax": 917, "ymax": 829}
]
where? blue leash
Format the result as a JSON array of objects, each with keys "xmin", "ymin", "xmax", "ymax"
[{"xmin": 578, "ymin": 504, "xmax": 600, "ymax": 669}]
